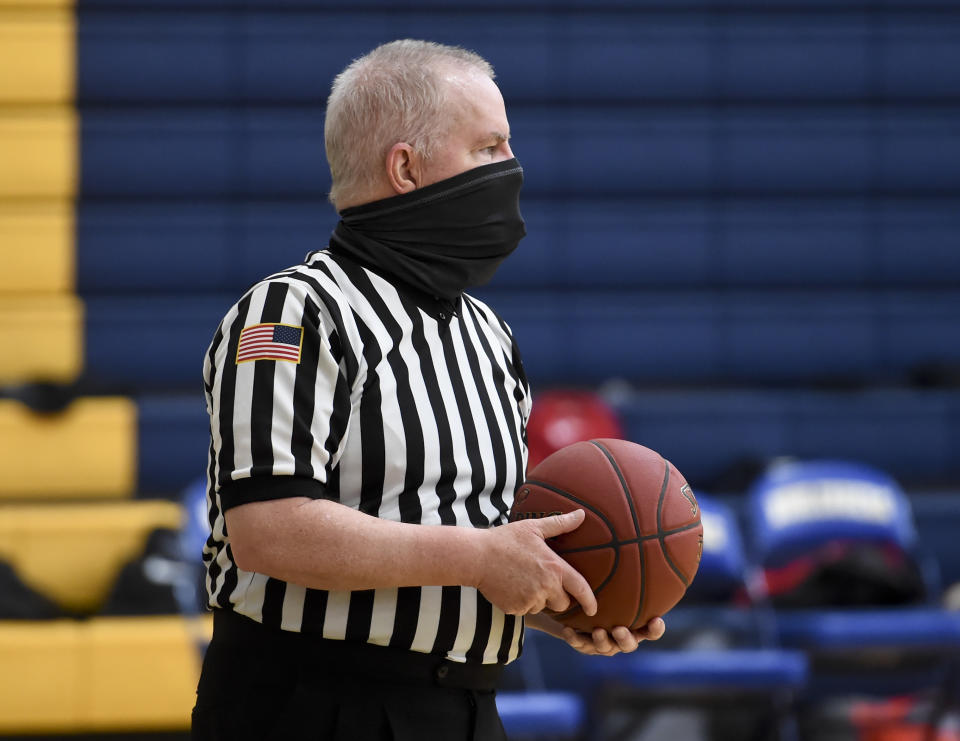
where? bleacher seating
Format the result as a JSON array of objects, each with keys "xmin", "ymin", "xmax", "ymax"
[
  {"xmin": 487, "ymin": 290, "xmax": 960, "ymax": 384},
  {"xmin": 72, "ymin": 198, "xmax": 960, "ymax": 292},
  {"xmin": 0, "ymin": 500, "xmax": 182, "ymax": 612},
  {"xmin": 74, "ymin": 290, "xmax": 960, "ymax": 389},
  {"xmin": 49, "ymin": 389, "xmax": 951, "ymax": 499},
  {"xmin": 612, "ymin": 390, "xmax": 960, "ymax": 487},
  {"xmin": 0, "ymin": 615, "xmax": 210, "ymax": 735},
  {"xmin": 72, "ymin": 11, "xmax": 960, "ymax": 103},
  {"xmin": 0, "ymin": 397, "xmax": 135, "ymax": 498},
  {"xmin": 65, "ymin": 107, "xmax": 960, "ymax": 198},
  {"xmin": 2, "ymin": 0, "xmax": 959, "ymax": 737}
]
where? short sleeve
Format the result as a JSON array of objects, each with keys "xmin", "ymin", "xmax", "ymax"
[{"xmin": 204, "ymin": 278, "xmax": 352, "ymax": 511}]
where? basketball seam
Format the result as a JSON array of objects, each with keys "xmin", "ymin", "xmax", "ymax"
[
  {"xmin": 522, "ymin": 478, "xmax": 621, "ymax": 596},
  {"xmin": 589, "ymin": 440, "xmax": 646, "ymax": 629},
  {"xmin": 657, "ymin": 460, "xmax": 692, "ymax": 589},
  {"xmin": 556, "ymin": 520, "xmax": 703, "ymax": 555}
]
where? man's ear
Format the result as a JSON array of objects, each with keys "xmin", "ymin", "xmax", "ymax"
[{"xmin": 385, "ymin": 142, "xmax": 422, "ymax": 194}]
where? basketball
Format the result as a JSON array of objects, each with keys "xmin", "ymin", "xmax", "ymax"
[{"xmin": 509, "ymin": 439, "xmax": 703, "ymax": 632}]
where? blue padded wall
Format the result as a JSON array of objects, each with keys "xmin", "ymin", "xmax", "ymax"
[
  {"xmin": 77, "ymin": 202, "xmax": 332, "ymax": 293},
  {"xmin": 503, "ymin": 199, "xmax": 960, "ymax": 289},
  {"xmin": 73, "ymin": 0, "xmax": 960, "ymax": 7},
  {"xmin": 481, "ymin": 291, "xmax": 960, "ymax": 386},
  {"xmin": 79, "ymin": 107, "xmax": 960, "ymax": 197},
  {"xmin": 84, "ymin": 296, "xmax": 232, "ymax": 390},
  {"xmin": 137, "ymin": 396, "xmax": 209, "ymax": 493},
  {"xmin": 132, "ymin": 389, "xmax": 960, "ymax": 494},
  {"xmin": 77, "ymin": 199, "xmax": 960, "ymax": 293},
  {"xmin": 82, "ymin": 291, "xmax": 960, "ymax": 389},
  {"xmin": 77, "ymin": 11, "xmax": 960, "ymax": 102},
  {"xmin": 612, "ymin": 390, "xmax": 960, "ymax": 486}
]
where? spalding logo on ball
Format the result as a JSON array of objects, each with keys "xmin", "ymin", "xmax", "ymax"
[
  {"xmin": 509, "ymin": 438, "xmax": 703, "ymax": 632},
  {"xmin": 510, "ymin": 487, "xmax": 562, "ymax": 521}
]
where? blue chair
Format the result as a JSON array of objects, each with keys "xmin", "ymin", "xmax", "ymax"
[
  {"xmin": 746, "ymin": 460, "xmax": 960, "ymax": 702},
  {"xmin": 496, "ymin": 691, "xmax": 585, "ymax": 740},
  {"xmin": 174, "ymin": 477, "xmax": 212, "ymax": 619},
  {"xmin": 530, "ymin": 493, "xmax": 807, "ymax": 741},
  {"xmin": 496, "ymin": 599, "xmax": 588, "ymax": 739}
]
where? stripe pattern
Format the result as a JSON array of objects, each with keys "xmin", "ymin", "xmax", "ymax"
[{"xmin": 201, "ymin": 250, "xmax": 532, "ymax": 664}]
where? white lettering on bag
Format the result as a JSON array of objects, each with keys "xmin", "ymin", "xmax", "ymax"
[{"xmin": 764, "ymin": 480, "xmax": 897, "ymax": 529}]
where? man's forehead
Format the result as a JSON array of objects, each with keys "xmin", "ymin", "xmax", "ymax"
[
  {"xmin": 437, "ymin": 61, "xmax": 487, "ymax": 88},
  {"xmin": 441, "ymin": 66, "xmax": 501, "ymax": 103}
]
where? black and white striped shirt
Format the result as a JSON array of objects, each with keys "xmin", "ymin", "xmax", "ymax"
[{"xmin": 201, "ymin": 248, "xmax": 531, "ymax": 664}]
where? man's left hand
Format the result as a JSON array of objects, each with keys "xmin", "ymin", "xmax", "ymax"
[{"xmin": 559, "ymin": 617, "xmax": 666, "ymax": 656}]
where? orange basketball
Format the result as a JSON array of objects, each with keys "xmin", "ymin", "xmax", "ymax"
[{"xmin": 510, "ymin": 439, "xmax": 703, "ymax": 631}]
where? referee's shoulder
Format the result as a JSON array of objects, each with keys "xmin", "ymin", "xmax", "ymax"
[
  {"xmin": 235, "ymin": 250, "xmax": 352, "ymax": 319},
  {"xmin": 266, "ymin": 249, "xmax": 348, "ymax": 296}
]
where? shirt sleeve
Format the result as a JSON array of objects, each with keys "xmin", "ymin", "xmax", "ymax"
[{"xmin": 205, "ymin": 278, "xmax": 353, "ymax": 511}]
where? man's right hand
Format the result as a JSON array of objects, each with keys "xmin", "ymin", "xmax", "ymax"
[{"xmin": 472, "ymin": 510, "xmax": 598, "ymax": 618}]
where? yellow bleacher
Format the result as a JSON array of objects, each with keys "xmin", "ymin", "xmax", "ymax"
[
  {"xmin": 0, "ymin": 0, "xmax": 73, "ymax": 9},
  {"xmin": 0, "ymin": 10, "xmax": 204, "ymax": 733},
  {"xmin": 0, "ymin": 471, "xmax": 207, "ymax": 734},
  {"xmin": 0, "ymin": 7, "xmax": 75, "ymax": 104},
  {"xmin": 0, "ymin": 295, "xmax": 83, "ymax": 384},
  {"xmin": 1, "ymin": 4, "xmax": 81, "ymax": 384},
  {"xmin": 0, "ymin": 397, "xmax": 136, "ymax": 499},
  {"xmin": 0, "ymin": 200, "xmax": 74, "ymax": 293},
  {"xmin": 0, "ymin": 108, "xmax": 76, "ymax": 198},
  {"xmin": 0, "ymin": 615, "xmax": 211, "ymax": 734},
  {"xmin": 0, "ymin": 499, "xmax": 183, "ymax": 612}
]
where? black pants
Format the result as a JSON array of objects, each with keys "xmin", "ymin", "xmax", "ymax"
[{"xmin": 192, "ymin": 610, "xmax": 508, "ymax": 741}]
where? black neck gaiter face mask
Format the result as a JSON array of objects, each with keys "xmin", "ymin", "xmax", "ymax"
[{"xmin": 330, "ymin": 158, "xmax": 526, "ymax": 303}]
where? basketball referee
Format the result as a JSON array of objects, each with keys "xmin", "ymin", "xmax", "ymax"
[{"xmin": 192, "ymin": 40, "xmax": 665, "ymax": 741}]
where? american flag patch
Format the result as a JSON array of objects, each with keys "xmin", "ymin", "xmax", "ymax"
[{"xmin": 236, "ymin": 323, "xmax": 303, "ymax": 364}]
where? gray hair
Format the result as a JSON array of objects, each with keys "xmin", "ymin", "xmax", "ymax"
[{"xmin": 324, "ymin": 39, "xmax": 495, "ymax": 208}]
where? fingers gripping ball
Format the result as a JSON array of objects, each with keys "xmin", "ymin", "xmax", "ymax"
[{"xmin": 510, "ymin": 439, "xmax": 703, "ymax": 632}]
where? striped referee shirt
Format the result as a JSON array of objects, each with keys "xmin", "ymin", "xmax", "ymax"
[{"xmin": 201, "ymin": 248, "xmax": 531, "ymax": 665}]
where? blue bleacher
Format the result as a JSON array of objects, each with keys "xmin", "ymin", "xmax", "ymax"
[
  {"xmin": 73, "ymin": 0, "xmax": 960, "ymax": 8},
  {"xmin": 76, "ymin": 12, "xmax": 960, "ymax": 102},
  {"xmin": 81, "ymin": 291, "xmax": 960, "ymax": 389},
  {"xmin": 84, "ymin": 295, "xmax": 230, "ymax": 389},
  {"xmin": 76, "ymin": 199, "xmax": 960, "ymax": 293},
  {"xmin": 134, "ymin": 389, "xmax": 960, "ymax": 496},
  {"xmin": 137, "ymin": 396, "xmax": 209, "ymax": 495},
  {"xmin": 76, "ymin": 202, "xmax": 332, "ymax": 294},
  {"xmin": 612, "ymin": 390, "xmax": 960, "ymax": 486},
  {"xmin": 508, "ymin": 199, "xmax": 960, "ymax": 288},
  {"xmin": 483, "ymin": 290, "xmax": 960, "ymax": 385},
  {"xmin": 79, "ymin": 107, "xmax": 960, "ymax": 197}
]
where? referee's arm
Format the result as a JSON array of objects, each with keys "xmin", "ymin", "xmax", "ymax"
[{"xmin": 227, "ymin": 496, "xmax": 598, "ymax": 619}]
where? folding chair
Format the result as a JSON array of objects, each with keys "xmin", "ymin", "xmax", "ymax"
[
  {"xmin": 528, "ymin": 493, "xmax": 808, "ymax": 741},
  {"xmin": 496, "ymin": 690, "xmax": 586, "ymax": 740},
  {"xmin": 746, "ymin": 460, "xmax": 960, "ymax": 728}
]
